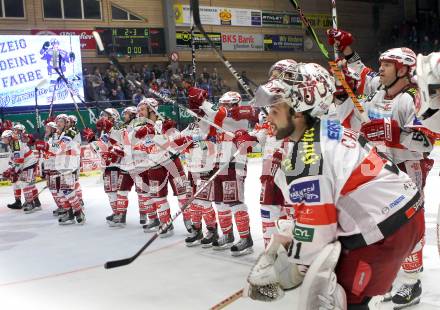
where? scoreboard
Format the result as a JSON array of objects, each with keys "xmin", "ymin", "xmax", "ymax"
[{"xmin": 96, "ymin": 27, "xmax": 165, "ymax": 56}]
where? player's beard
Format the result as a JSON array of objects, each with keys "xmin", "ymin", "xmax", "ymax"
[{"xmin": 275, "ymin": 116, "xmax": 295, "ymax": 140}]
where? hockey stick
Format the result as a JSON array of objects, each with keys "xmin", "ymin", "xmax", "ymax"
[
  {"xmin": 210, "ymin": 289, "xmax": 244, "ymax": 310},
  {"xmin": 331, "ymin": 0, "xmax": 338, "ymax": 60},
  {"xmin": 190, "ymin": 0, "xmax": 254, "ymax": 99},
  {"xmin": 437, "ymin": 204, "xmax": 440, "ymax": 257},
  {"xmin": 104, "ymin": 148, "xmax": 242, "ymax": 269},
  {"xmin": 34, "ymin": 79, "xmax": 47, "ymax": 137},
  {"xmin": 289, "ymin": 0, "xmax": 369, "ymax": 123}
]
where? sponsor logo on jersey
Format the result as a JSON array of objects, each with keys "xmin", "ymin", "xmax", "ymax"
[
  {"xmin": 382, "ymin": 194, "xmax": 406, "ymax": 214},
  {"xmin": 289, "ymin": 180, "xmax": 320, "ymax": 203},
  {"xmin": 299, "ymin": 127, "xmax": 320, "ymax": 165},
  {"xmin": 294, "ymin": 225, "xmax": 314, "ymax": 242},
  {"xmin": 326, "ymin": 120, "xmax": 341, "ymax": 140},
  {"xmin": 260, "ymin": 209, "xmax": 270, "ymax": 219}
]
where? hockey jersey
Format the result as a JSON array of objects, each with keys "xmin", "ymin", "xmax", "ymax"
[
  {"xmin": 335, "ymin": 52, "xmax": 432, "ymax": 164},
  {"xmin": 274, "ymin": 118, "xmax": 422, "ymax": 266},
  {"xmin": 9, "ymin": 138, "xmax": 38, "ymax": 171}
]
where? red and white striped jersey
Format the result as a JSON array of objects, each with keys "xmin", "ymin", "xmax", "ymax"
[
  {"xmin": 274, "ymin": 118, "xmax": 422, "ymax": 266},
  {"xmin": 9, "ymin": 138, "xmax": 38, "ymax": 171}
]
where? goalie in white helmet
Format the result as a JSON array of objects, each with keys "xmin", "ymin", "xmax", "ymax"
[{"xmin": 236, "ymin": 62, "xmax": 425, "ymax": 310}]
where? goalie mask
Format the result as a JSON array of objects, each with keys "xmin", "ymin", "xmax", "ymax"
[
  {"xmin": 415, "ymin": 52, "xmax": 440, "ymax": 136},
  {"xmin": 254, "ymin": 63, "xmax": 336, "ymax": 117}
]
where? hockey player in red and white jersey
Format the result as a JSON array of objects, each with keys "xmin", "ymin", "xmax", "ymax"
[
  {"xmin": 45, "ymin": 114, "xmax": 84, "ymax": 225},
  {"xmin": 187, "ymin": 88, "xmax": 258, "ymax": 256},
  {"xmin": 1, "ymin": 128, "xmax": 40, "ymax": 213},
  {"xmin": 67, "ymin": 115, "xmax": 84, "ymax": 208},
  {"xmin": 327, "ymin": 29, "xmax": 433, "ymax": 307},
  {"xmin": 83, "ymin": 108, "xmax": 126, "ymax": 226},
  {"xmin": 414, "ymin": 52, "xmax": 440, "ymax": 139},
  {"xmin": 173, "ymin": 117, "xmax": 219, "ymax": 247},
  {"xmin": 242, "ymin": 62, "xmax": 425, "ymax": 310},
  {"xmin": 36, "ymin": 121, "xmax": 63, "ymax": 216},
  {"xmin": 130, "ymin": 98, "xmax": 188, "ymax": 237}
]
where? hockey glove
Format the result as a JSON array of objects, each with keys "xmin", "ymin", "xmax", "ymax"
[
  {"xmin": 35, "ymin": 140, "xmax": 49, "ymax": 152},
  {"xmin": 135, "ymin": 124, "xmax": 155, "ymax": 139},
  {"xmin": 230, "ymin": 106, "xmax": 258, "ymax": 122},
  {"xmin": 326, "ymin": 28, "xmax": 353, "ymax": 52},
  {"xmin": 188, "ymin": 87, "xmax": 208, "ymax": 117},
  {"xmin": 233, "ymin": 129, "xmax": 258, "ymax": 154},
  {"xmin": 360, "ymin": 118, "xmax": 400, "ymax": 146},
  {"xmin": 96, "ymin": 118, "xmax": 113, "ymax": 134},
  {"xmin": 82, "ymin": 128, "xmax": 96, "ymax": 142}
]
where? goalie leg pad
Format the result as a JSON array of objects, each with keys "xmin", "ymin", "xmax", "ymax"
[{"xmin": 298, "ymin": 241, "xmax": 347, "ymax": 310}]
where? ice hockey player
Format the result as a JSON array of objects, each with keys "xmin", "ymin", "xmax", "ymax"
[
  {"xmin": 187, "ymin": 88, "xmax": 257, "ymax": 256},
  {"xmin": 327, "ymin": 29, "xmax": 433, "ymax": 308},
  {"xmin": 241, "ymin": 62, "xmax": 425, "ymax": 310},
  {"xmin": 83, "ymin": 108, "xmax": 125, "ymax": 227},
  {"xmin": 172, "ymin": 104, "xmax": 219, "ymax": 247},
  {"xmin": 36, "ymin": 121, "xmax": 63, "ymax": 216},
  {"xmin": 1, "ymin": 127, "xmax": 40, "ymax": 213},
  {"xmin": 131, "ymin": 98, "xmax": 188, "ymax": 237},
  {"xmin": 49, "ymin": 114, "xmax": 84, "ymax": 224},
  {"xmin": 414, "ymin": 52, "xmax": 440, "ymax": 139},
  {"xmin": 67, "ymin": 115, "xmax": 84, "ymax": 208}
]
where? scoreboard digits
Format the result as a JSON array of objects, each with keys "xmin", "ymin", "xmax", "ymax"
[{"xmin": 96, "ymin": 27, "xmax": 165, "ymax": 56}]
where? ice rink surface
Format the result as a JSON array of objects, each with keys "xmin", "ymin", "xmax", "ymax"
[{"xmin": 0, "ymin": 148, "xmax": 439, "ymax": 310}]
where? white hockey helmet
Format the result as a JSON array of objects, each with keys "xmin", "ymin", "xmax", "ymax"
[
  {"xmin": 68, "ymin": 115, "xmax": 78, "ymax": 126},
  {"xmin": 415, "ymin": 52, "xmax": 440, "ymax": 135},
  {"xmin": 379, "ymin": 47, "xmax": 417, "ymax": 76},
  {"xmin": 122, "ymin": 106, "xmax": 137, "ymax": 116},
  {"xmin": 100, "ymin": 108, "xmax": 120, "ymax": 121},
  {"xmin": 45, "ymin": 121, "xmax": 57, "ymax": 130},
  {"xmin": 13, "ymin": 123, "xmax": 25, "ymax": 132},
  {"xmin": 138, "ymin": 98, "xmax": 159, "ymax": 110},
  {"xmin": 55, "ymin": 113, "xmax": 69, "ymax": 123},
  {"xmin": 1, "ymin": 129, "xmax": 13, "ymax": 139},
  {"xmin": 254, "ymin": 63, "xmax": 336, "ymax": 117},
  {"xmin": 269, "ymin": 59, "xmax": 298, "ymax": 79},
  {"xmin": 219, "ymin": 91, "xmax": 242, "ymax": 107}
]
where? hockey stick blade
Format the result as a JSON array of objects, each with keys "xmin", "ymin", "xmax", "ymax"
[{"xmin": 92, "ymin": 31, "xmax": 105, "ymax": 52}]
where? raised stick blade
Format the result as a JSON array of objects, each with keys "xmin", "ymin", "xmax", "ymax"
[
  {"xmin": 92, "ymin": 31, "xmax": 105, "ymax": 52},
  {"xmin": 190, "ymin": 0, "xmax": 201, "ymax": 25},
  {"xmin": 104, "ymin": 258, "xmax": 132, "ymax": 269}
]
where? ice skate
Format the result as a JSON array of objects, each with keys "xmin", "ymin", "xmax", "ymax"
[
  {"xmin": 230, "ymin": 235, "xmax": 253, "ymax": 256},
  {"xmin": 74, "ymin": 210, "xmax": 86, "ymax": 225},
  {"xmin": 392, "ymin": 280, "xmax": 421, "ymax": 309},
  {"xmin": 143, "ymin": 218, "xmax": 160, "ymax": 233},
  {"xmin": 159, "ymin": 223, "xmax": 174, "ymax": 238},
  {"xmin": 23, "ymin": 201, "xmax": 41, "ymax": 214},
  {"xmin": 7, "ymin": 199, "xmax": 22, "ymax": 210},
  {"xmin": 185, "ymin": 227, "xmax": 203, "ymax": 247},
  {"xmin": 201, "ymin": 225, "xmax": 218, "ymax": 248},
  {"xmin": 108, "ymin": 213, "xmax": 126, "ymax": 228},
  {"xmin": 58, "ymin": 209, "xmax": 75, "ymax": 225},
  {"xmin": 212, "ymin": 232, "xmax": 234, "ymax": 251}
]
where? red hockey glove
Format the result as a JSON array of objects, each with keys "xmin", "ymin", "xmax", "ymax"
[
  {"xmin": 173, "ymin": 136, "xmax": 194, "ymax": 148},
  {"xmin": 230, "ymin": 105, "xmax": 258, "ymax": 122},
  {"xmin": 96, "ymin": 117, "xmax": 113, "ymax": 133},
  {"xmin": 3, "ymin": 168, "xmax": 18, "ymax": 182},
  {"xmin": 326, "ymin": 28, "xmax": 353, "ymax": 52},
  {"xmin": 23, "ymin": 133, "xmax": 35, "ymax": 146},
  {"xmin": 188, "ymin": 87, "xmax": 208, "ymax": 116},
  {"xmin": 360, "ymin": 118, "xmax": 401, "ymax": 146},
  {"xmin": 35, "ymin": 140, "xmax": 49, "ymax": 152},
  {"xmin": 1, "ymin": 120, "xmax": 13, "ymax": 132},
  {"xmin": 233, "ymin": 129, "xmax": 258, "ymax": 154},
  {"xmin": 82, "ymin": 128, "xmax": 96, "ymax": 142},
  {"xmin": 108, "ymin": 145, "xmax": 124, "ymax": 158},
  {"xmin": 43, "ymin": 116, "xmax": 56, "ymax": 125},
  {"xmin": 135, "ymin": 124, "xmax": 155, "ymax": 139},
  {"xmin": 162, "ymin": 119, "xmax": 176, "ymax": 133}
]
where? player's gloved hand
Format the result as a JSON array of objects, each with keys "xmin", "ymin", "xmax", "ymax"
[
  {"xmin": 2, "ymin": 167, "xmax": 12, "ymax": 179},
  {"xmin": 0, "ymin": 120, "xmax": 13, "ymax": 132},
  {"xmin": 326, "ymin": 28, "xmax": 353, "ymax": 52},
  {"xmin": 162, "ymin": 119, "xmax": 176, "ymax": 133},
  {"xmin": 35, "ymin": 140, "xmax": 49, "ymax": 152},
  {"xmin": 3, "ymin": 168, "xmax": 19, "ymax": 182},
  {"xmin": 96, "ymin": 117, "xmax": 113, "ymax": 133},
  {"xmin": 23, "ymin": 133, "xmax": 35, "ymax": 146},
  {"xmin": 44, "ymin": 116, "xmax": 56, "ymax": 125},
  {"xmin": 188, "ymin": 87, "xmax": 208, "ymax": 117},
  {"xmin": 135, "ymin": 124, "xmax": 155, "ymax": 139},
  {"xmin": 82, "ymin": 128, "xmax": 95, "ymax": 142},
  {"xmin": 230, "ymin": 105, "xmax": 258, "ymax": 122},
  {"xmin": 233, "ymin": 129, "xmax": 257, "ymax": 154},
  {"xmin": 360, "ymin": 118, "xmax": 401, "ymax": 146},
  {"xmin": 69, "ymin": 52, "xmax": 75, "ymax": 62},
  {"xmin": 42, "ymin": 41, "xmax": 50, "ymax": 50}
]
